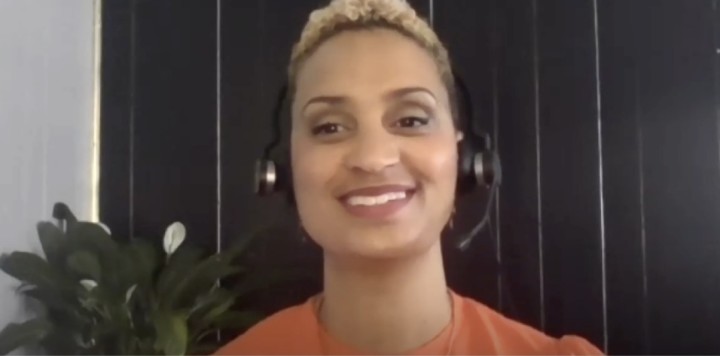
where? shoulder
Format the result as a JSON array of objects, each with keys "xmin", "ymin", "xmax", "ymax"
[
  {"xmin": 214, "ymin": 299, "xmax": 319, "ymax": 355},
  {"xmin": 453, "ymin": 292, "xmax": 603, "ymax": 355},
  {"xmin": 553, "ymin": 335, "xmax": 605, "ymax": 355}
]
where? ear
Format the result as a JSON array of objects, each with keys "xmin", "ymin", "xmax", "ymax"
[{"xmin": 455, "ymin": 131, "xmax": 464, "ymax": 143}]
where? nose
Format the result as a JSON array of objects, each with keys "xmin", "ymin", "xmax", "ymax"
[{"xmin": 343, "ymin": 126, "xmax": 400, "ymax": 173}]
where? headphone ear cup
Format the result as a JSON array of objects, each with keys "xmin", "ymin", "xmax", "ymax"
[
  {"xmin": 254, "ymin": 159, "xmax": 278, "ymax": 196},
  {"xmin": 456, "ymin": 139, "xmax": 477, "ymax": 196},
  {"xmin": 456, "ymin": 139, "xmax": 502, "ymax": 195},
  {"xmin": 255, "ymin": 150, "xmax": 296, "ymax": 204},
  {"xmin": 474, "ymin": 150, "xmax": 501, "ymax": 188}
]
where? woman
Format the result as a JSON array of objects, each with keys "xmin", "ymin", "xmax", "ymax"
[{"xmin": 217, "ymin": 0, "xmax": 602, "ymax": 354}]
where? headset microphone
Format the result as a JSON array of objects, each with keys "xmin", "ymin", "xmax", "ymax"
[
  {"xmin": 455, "ymin": 178, "xmax": 499, "ymax": 251},
  {"xmin": 451, "ymin": 74, "xmax": 502, "ymax": 250}
]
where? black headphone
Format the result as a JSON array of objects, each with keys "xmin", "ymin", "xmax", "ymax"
[{"xmin": 254, "ymin": 72, "xmax": 501, "ymax": 200}]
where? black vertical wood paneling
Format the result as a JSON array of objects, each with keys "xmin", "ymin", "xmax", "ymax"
[
  {"xmin": 635, "ymin": 1, "xmax": 720, "ymax": 353},
  {"xmin": 434, "ymin": 0, "xmax": 501, "ymax": 311},
  {"xmin": 219, "ymin": 0, "xmax": 264, "ymax": 256},
  {"xmin": 100, "ymin": 0, "xmax": 133, "ymax": 240},
  {"xmin": 406, "ymin": 0, "xmax": 430, "ymax": 21},
  {"xmin": 536, "ymin": 0, "xmax": 605, "ymax": 347},
  {"xmin": 131, "ymin": 0, "xmax": 217, "ymax": 249},
  {"xmin": 220, "ymin": 0, "xmax": 325, "ymax": 316},
  {"xmin": 99, "ymin": 1, "xmax": 720, "ymax": 353},
  {"xmin": 598, "ymin": 1, "xmax": 647, "ymax": 354},
  {"xmin": 495, "ymin": 0, "xmax": 544, "ymax": 331},
  {"xmin": 716, "ymin": 0, "xmax": 720, "ymax": 169},
  {"xmin": 716, "ymin": 1, "xmax": 720, "ymax": 169}
]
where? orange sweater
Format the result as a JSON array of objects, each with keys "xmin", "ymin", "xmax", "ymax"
[{"xmin": 215, "ymin": 291, "xmax": 603, "ymax": 355}]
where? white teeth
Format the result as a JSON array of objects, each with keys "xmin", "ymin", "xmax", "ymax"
[
  {"xmin": 376, "ymin": 195, "xmax": 389, "ymax": 204},
  {"xmin": 347, "ymin": 191, "xmax": 408, "ymax": 206}
]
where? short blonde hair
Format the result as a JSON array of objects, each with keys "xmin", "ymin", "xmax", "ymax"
[{"xmin": 288, "ymin": 0, "xmax": 456, "ymax": 114}]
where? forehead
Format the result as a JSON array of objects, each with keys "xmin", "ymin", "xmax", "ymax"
[{"xmin": 293, "ymin": 28, "xmax": 447, "ymax": 105}]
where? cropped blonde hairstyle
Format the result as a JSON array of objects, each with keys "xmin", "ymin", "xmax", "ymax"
[{"xmin": 288, "ymin": 0, "xmax": 458, "ymax": 119}]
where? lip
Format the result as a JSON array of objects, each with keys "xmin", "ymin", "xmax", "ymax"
[{"xmin": 338, "ymin": 184, "xmax": 416, "ymax": 220}]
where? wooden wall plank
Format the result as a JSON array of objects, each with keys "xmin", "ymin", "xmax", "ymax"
[
  {"xmin": 100, "ymin": 0, "xmax": 133, "ymax": 240},
  {"xmin": 634, "ymin": 0, "xmax": 720, "ymax": 353},
  {"xmin": 99, "ymin": 1, "xmax": 720, "ymax": 353},
  {"xmin": 131, "ymin": 0, "xmax": 218, "ymax": 249},
  {"xmin": 495, "ymin": 0, "xmax": 544, "ymax": 331},
  {"xmin": 536, "ymin": 0, "xmax": 605, "ymax": 347},
  {"xmin": 219, "ymin": 0, "xmax": 325, "ymax": 316},
  {"xmin": 598, "ymin": 0, "xmax": 647, "ymax": 353},
  {"xmin": 434, "ymin": 0, "xmax": 502, "ymax": 311}
]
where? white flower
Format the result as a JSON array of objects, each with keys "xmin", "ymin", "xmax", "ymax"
[
  {"xmin": 125, "ymin": 284, "xmax": 137, "ymax": 303},
  {"xmin": 163, "ymin": 222, "xmax": 186, "ymax": 256},
  {"xmin": 97, "ymin": 222, "xmax": 112, "ymax": 236},
  {"xmin": 74, "ymin": 333, "xmax": 96, "ymax": 348},
  {"xmin": 80, "ymin": 279, "xmax": 98, "ymax": 291}
]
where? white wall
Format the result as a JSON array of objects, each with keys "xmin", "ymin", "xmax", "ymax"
[{"xmin": 0, "ymin": 0, "xmax": 96, "ymax": 338}]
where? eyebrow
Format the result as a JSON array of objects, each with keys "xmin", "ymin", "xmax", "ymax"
[{"xmin": 301, "ymin": 86, "xmax": 437, "ymax": 112}]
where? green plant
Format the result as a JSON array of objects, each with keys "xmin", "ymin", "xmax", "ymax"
[{"xmin": 0, "ymin": 203, "xmax": 274, "ymax": 355}]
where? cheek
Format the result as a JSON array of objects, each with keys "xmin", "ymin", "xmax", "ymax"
[
  {"xmin": 290, "ymin": 137, "xmax": 349, "ymax": 247},
  {"xmin": 290, "ymin": 137, "xmax": 340, "ymax": 205},
  {"xmin": 408, "ymin": 137, "xmax": 458, "ymax": 189}
]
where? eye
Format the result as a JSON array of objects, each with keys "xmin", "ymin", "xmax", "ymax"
[
  {"xmin": 395, "ymin": 116, "xmax": 430, "ymax": 128},
  {"xmin": 311, "ymin": 122, "xmax": 344, "ymax": 136}
]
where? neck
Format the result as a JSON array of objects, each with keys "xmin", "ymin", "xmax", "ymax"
[{"xmin": 319, "ymin": 241, "xmax": 452, "ymax": 354}]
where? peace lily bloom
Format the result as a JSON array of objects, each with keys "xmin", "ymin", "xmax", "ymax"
[
  {"xmin": 97, "ymin": 222, "xmax": 112, "ymax": 236},
  {"xmin": 163, "ymin": 222, "xmax": 186, "ymax": 256},
  {"xmin": 125, "ymin": 284, "xmax": 137, "ymax": 303},
  {"xmin": 79, "ymin": 279, "xmax": 97, "ymax": 291}
]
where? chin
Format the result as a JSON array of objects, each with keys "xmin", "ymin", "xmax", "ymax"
[{"xmin": 316, "ymin": 223, "xmax": 441, "ymax": 261}]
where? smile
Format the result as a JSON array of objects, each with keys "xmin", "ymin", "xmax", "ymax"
[
  {"xmin": 339, "ymin": 185, "xmax": 415, "ymax": 220},
  {"xmin": 347, "ymin": 191, "xmax": 407, "ymax": 206}
]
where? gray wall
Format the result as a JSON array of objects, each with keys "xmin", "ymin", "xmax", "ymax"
[{"xmin": 0, "ymin": 0, "xmax": 96, "ymax": 337}]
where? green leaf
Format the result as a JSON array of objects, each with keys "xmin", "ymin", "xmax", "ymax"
[
  {"xmin": 219, "ymin": 232, "xmax": 262, "ymax": 260},
  {"xmin": 210, "ymin": 310, "xmax": 264, "ymax": 331},
  {"xmin": 108, "ymin": 239, "xmax": 158, "ymax": 296},
  {"xmin": 103, "ymin": 253, "xmax": 139, "ymax": 299},
  {"xmin": 21, "ymin": 288, "xmax": 86, "ymax": 325},
  {"xmin": 66, "ymin": 222, "xmax": 118, "ymax": 258},
  {"xmin": 0, "ymin": 252, "xmax": 66, "ymax": 291},
  {"xmin": 66, "ymin": 222, "xmax": 122, "ymax": 293},
  {"xmin": 133, "ymin": 338, "xmax": 157, "ymax": 355},
  {"xmin": 0, "ymin": 318, "xmax": 52, "ymax": 355},
  {"xmin": 67, "ymin": 250, "xmax": 102, "ymax": 281},
  {"xmin": 163, "ymin": 254, "xmax": 242, "ymax": 309},
  {"xmin": 36, "ymin": 222, "xmax": 65, "ymax": 268},
  {"xmin": 187, "ymin": 342, "xmax": 221, "ymax": 356},
  {"xmin": 156, "ymin": 246, "xmax": 205, "ymax": 303},
  {"xmin": 127, "ymin": 239, "xmax": 160, "ymax": 288},
  {"xmin": 188, "ymin": 288, "xmax": 237, "ymax": 329},
  {"xmin": 40, "ymin": 328, "xmax": 79, "ymax": 355},
  {"xmin": 152, "ymin": 312, "xmax": 188, "ymax": 355},
  {"xmin": 52, "ymin": 202, "xmax": 78, "ymax": 227}
]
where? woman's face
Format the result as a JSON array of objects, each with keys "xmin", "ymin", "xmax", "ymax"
[{"xmin": 291, "ymin": 28, "xmax": 459, "ymax": 260}]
